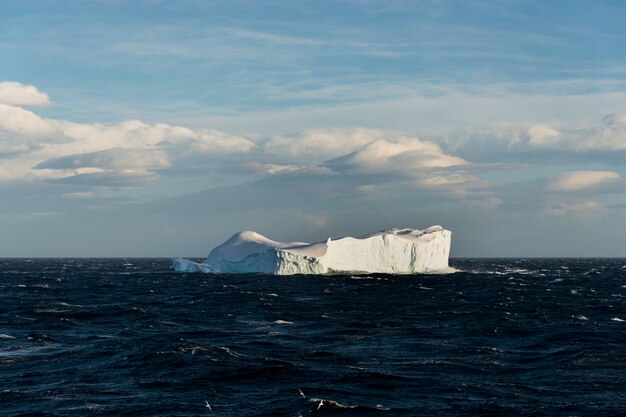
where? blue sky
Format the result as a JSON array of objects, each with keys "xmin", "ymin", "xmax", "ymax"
[{"xmin": 1, "ymin": 0, "xmax": 626, "ymax": 257}]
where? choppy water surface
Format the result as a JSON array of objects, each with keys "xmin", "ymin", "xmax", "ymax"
[{"xmin": 1, "ymin": 258, "xmax": 625, "ymax": 416}]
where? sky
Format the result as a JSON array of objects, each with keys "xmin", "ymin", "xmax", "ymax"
[{"xmin": 1, "ymin": 0, "xmax": 626, "ymax": 257}]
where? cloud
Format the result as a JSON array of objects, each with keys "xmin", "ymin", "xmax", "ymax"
[
  {"xmin": 35, "ymin": 148, "xmax": 171, "ymax": 171},
  {"xmin": 0, "ymin": 84, "xmax": 255, "ymax": 185},
  {"xmin": 263, "ymin": 128, "xmax": 384, "ymax": 161},
  {"xmin": 57, "ymin": 120, "xmax": 254, "ymax": 155},
  {"xmin": 61, "ymin": 191, "xmax": 115, "ymax": 199},
  {"xmin": 601, "ymin": 113, "xmax": 626, "ymax": 126},
  {"xmin": 315, "ymin": 135, "xmax": 495, "ymax": 198},
  {"xmin": 329, "ymin": 136, "xmax": 467, "ymax": 173},
  {"xmin": 33, "ymin": 148, "xmax": 171, "ymax": 186},
  {"xmin": 236, "ymin": 161, "xmax": 303, "ymax": 175},
  {"xmin": 2, "ymin": 80, "xmax": 624, "ymax": 211},
  {"xmin": 512, "ymin": 114, "xmax": 626, "ymax": 153},
  {"xmin": 160, "ymin": 128, "xmax": 255, "ymax": 156},
  {"xmin": 49, "ymin": 170, "xmax": 159, "ymax": 187},
  {"xmin": 0, "ymin": 82, "xmax": 51, "ymax": 107},
  {"xmin": 432, "ymin": 122, "xmax": 566, "ymax": 164},
  {"xmin": 543, "ymin": 200, "xmax": 607, "ymax": 218},
  {"xmin": 430, "ymin": 114, "xmax": 626, "ymax": 162},
  {"xmin": 561, "ymin": 114, "xmax": 626, "ymax": 152},
  {"xmin": 523, "ymin": 124, "xmax": 562, "ymax": 146},
  {"xmin": 325, "ymin": 136, "xmax": 473, "ymax": 188},
  {"xmin": 546, "ymin": 170, "xmax": 623, "ymax": 193},
  {"xmin": 247, "ymin": 131, "xmax": 507, "ymax": 201},
  {"xmin": 0, "ymin": 104, "xmax": 60, "ymax": 138}
]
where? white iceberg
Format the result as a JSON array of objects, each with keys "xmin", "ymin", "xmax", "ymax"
[{"xmin": 173, "ymin": 226, "xmax": 453, "ymax": 275}]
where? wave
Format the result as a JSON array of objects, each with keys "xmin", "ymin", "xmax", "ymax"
[{"xmin": 308, "ymin": 398, "xmax": 392, "ymax": 414}]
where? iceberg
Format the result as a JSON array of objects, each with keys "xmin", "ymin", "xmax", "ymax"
[{"xmin": 173, "ymin": 226, "xmax": 453, "ymax": 275}]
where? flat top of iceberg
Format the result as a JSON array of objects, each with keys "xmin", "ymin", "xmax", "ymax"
[
  {"xmin": 174, "ymin": 225, "xmax": 452, "ymax": 275},
  {"xmin": 198, "ymin": 226, "xmax": 449, "ymax": 269}
]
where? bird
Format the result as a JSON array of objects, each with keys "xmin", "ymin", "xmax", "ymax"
[
  {"xmin": 205, "ymin": 401, "xmax": 212, "ymax": 411},
  {"xmin": 298, "ymin": 389, "xmax": 306, "ymax": 399}
]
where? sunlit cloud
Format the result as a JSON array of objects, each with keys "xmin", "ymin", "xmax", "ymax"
[
  {"xmin": 0, "ymin": 89, "xmax": 254, "ymax": 185},
  {"xmin": 0, "ymin": 82, "xmax": 50, "ymax": 107},
  {"xmin": 546, "ymin": 171, "xmax": 623, "ymax": 193}
]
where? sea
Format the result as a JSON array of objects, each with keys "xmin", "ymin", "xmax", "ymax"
[{"xmin": 1, "ymin": 258, "xmax": 625, "ymax": 416}]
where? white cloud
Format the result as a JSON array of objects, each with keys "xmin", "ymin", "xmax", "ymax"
[
  {"xmin": 0, "ymin": 104, "xmax": 60, "ymax": 137},
  {"xmin": 263, "ymin": 128, "xmax": 384, "ymax": 161},
  {"xmin": 525, "ymin": 124, "xmax": 561, "ymax": 146},
  {"xmin": 0, "ymin": 82, "xmax": 51, "ymax": 107},
  {"xmin": 511, "ymin": 114, "xmax": 626, "ymax": 153},
  {"xmin": 339, "ymin": 136, "xmax": 466, "ymax": 172},
  {"xmin": 56, "ymin": 120, "xmax": 254, "ymax": 155},
  {"xmin": 3, "ymin": 80, "xmax": 625, "ymax": 201},
  {"xmin": 433, "ymin": 122, "xmax": 564, "ymax": 161},
  {"xmin": 237, "ymin": 161, "xmax": 303, "ymax": 175},
  {"xmin": 0, "ymin": 85, "xmax": 255, "ymax": 185},
  {"xmin": 326, "ymin": 136, "xmax": 467, "ymax": 177},
  {"xmin": 546, "ymin": 170, "xmax": 623, "ymax": 192},
  {"xmin": 432, "ymin": 113, "xmax": 626, "ymax": 164},
  {"xmin": 162, "ymin": 128, "xmax": 255, "ymax": 156},
  {"xmin": 323, "ymin": 136, "xmax": 487, "ymax": 195}
]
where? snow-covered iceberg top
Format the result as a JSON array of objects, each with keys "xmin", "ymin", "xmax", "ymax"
[{"xmin": 174, "ymin": 226, "xmax": 453, "ymax": 275}]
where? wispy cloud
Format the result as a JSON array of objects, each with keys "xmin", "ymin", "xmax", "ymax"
[
  {"xmin": 546, "ymin": 171, "xmax": 624, "ymax": 193},
  {"xmin": 543, "ymin": 200, "xmax": 608, "ymax": 218}
]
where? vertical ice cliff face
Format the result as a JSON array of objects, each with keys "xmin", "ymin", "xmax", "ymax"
[{"xmin": 173, "ymin": 226, "xmax": 453, "ymax": 275}]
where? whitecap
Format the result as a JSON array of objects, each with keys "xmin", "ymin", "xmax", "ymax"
[
  {"xmin": 309, "ymin": 398, "xmax": 356, "ymax": 410},
  {"xmin": 33, "ymin": 308, "xmax": 65, "ymax": 314},
  {"xmin": 191, "ymin": 346, "xmax": 208, "ymax": 355},
  {"xmin": 0, "ymin": 333, "xmax": 15, "ymax": 339},
  {"xmin": 574, "ymin": 315, "xmax": 588, "ymax": 321},
  {"xmin": 57, "ymin": 302, "xmax": 84, "ymax": 308},
  {"xmin": 273, "ymin": 320, "xmax": 293, "ymax": 325},
  {"xmin": 218, "ymin": 346, "xmax": 247, "ymax": 357},
  {"xmin": 506, "ymin": 268, "xmax": 532, "ymax": 274},
  {"xmin": 611, "ymin": 317, "xmax": 625, "ymax": 322}
]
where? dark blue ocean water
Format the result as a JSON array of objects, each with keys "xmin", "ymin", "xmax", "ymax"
[{"xmin": 1, "ymin": 258, "xmax": 625, "ymax": 416}]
